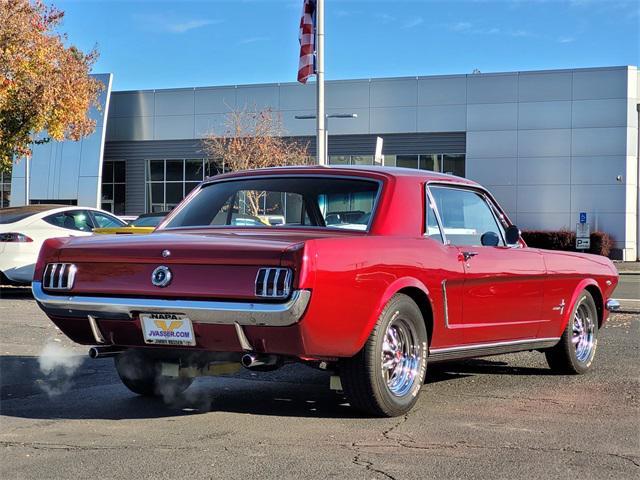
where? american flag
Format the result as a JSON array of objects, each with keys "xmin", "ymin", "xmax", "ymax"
[{"xmin": 297, "ymin": 0, "xmax": 316, "ymax": 84}]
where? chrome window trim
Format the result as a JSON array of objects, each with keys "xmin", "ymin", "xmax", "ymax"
[
  {"xmin": 424, "ymin": 185, "xmax": 446, "ymax": 244},
  {"xmin": 157, "ymin": 174, "xmax": 385, "ymax": 234},
  {"xmin": 32, "ymin": 281, "xmax": 311, "ymax": 327},
  {"xmin": 426, "ymin": 182, "xmax": 509, "ymax": 248}
]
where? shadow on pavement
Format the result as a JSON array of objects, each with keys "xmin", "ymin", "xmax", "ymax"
[
  {"xmin": 431, "ymin": 358, "xmax": 556, "ymax": 377},
  {"xmin": 0, "ymin": 286, "xmax": 33, "ymax": 300},
  {"xmin": 1, "ymin": 354, "xmax": 552, "ymax": 421}
]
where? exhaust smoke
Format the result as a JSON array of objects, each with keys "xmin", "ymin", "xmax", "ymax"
[{"xmin": 37, "ymin": 340, "xmax": 83, "ymax": 397}]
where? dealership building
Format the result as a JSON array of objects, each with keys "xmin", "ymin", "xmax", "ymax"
[{"xmin": 8, "ymin": 65, "xmax": 640, "ymax": 260}]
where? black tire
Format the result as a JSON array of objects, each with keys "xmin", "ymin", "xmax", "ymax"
[
  {"xmin": 545, "ymin": 290, "xmax": 599, "ymax": 375},
  {"xmin": 339, "ymin": 294, "xmax": 428, "ymax": 417},
  {"xmin": 114, "ymin": 349, "xmax": 192, "ymax": 397}
]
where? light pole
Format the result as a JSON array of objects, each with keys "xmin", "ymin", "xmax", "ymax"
[{"xmin": 294, "ymin": 113, "xmax": 358, "ymax": 165}]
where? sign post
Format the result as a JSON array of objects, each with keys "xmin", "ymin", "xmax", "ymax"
[
  {"xmin": 576, "ymin": 212, "xmax": 590, "ymax": 250},
  {"xmin": 374, "ymin": 137, "xmax": 384, "ymax": 165}
]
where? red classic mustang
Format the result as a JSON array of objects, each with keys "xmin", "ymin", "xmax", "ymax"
[{"xmin": 33, "ymin": 166, "xmax": 620, "ymax": 417}]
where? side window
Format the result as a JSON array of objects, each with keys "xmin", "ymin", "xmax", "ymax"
[
  {"xmin": 430, "ymin": 187, "xmax": 504, "ymax": 247},
  {"xmin": 91, "ymin": 212, "xmax": 125, "ymax": 228},
  {"xmin": 425, "ymin": 192, "xmax": 443, "ymax": 243},
  {"xmin": 43, "ymin": 210, "xmax": 93, "ymax": 232}
]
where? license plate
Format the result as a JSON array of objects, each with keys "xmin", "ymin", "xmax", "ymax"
[{"xmin": 140, "ymin": 313, "xmax": 196, "ymax": 346}]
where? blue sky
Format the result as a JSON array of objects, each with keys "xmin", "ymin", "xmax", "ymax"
[{"xmin": 56, "ymin": 0, "xmax": 639, "ymax": 91}]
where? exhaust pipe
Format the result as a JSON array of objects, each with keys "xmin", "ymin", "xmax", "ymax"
[
  {"xmin": 241, "ymin": 353, "xmax": 281, "ymax": 371},
  {"xmin": 89, "ymin": 346, "xmax": 125, "ymax": 359}
]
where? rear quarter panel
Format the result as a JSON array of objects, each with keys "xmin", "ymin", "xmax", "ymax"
[
  {"xmin": 538, "ymin": 249, "xmax": 618, "ymax": 338},
  {"xmin": 296, "ymin": 235, "xmax": 465, "ymax": 357}
]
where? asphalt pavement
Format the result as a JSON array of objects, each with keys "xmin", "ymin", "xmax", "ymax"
[
  {"xmin": 614, "ymin": 274, "xmax": 640, "ymax": 312},
  {"xmin": 0, "ymin": 284, "xmax": 638, "ymax": 480}
]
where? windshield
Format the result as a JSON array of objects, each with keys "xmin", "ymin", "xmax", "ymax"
[
  {"xmin": 164, "ymin": 176, "xmax": 380, "ymax": 231},
  {"xmin": 131, "ymin": 215, "xmax": 165, "ymax": 227}
]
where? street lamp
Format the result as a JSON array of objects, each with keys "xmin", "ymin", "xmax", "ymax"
[{"xmin": 294, "ymin": 113, "xmax": 358, "ymax": 165}]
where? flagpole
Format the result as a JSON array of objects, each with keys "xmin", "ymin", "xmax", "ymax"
[{"xmin": 315, "ymin": 0, "xmax": 325, "ymax": 166}]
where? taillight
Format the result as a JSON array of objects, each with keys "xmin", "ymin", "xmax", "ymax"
[
  {"xmin": 255, "ymin": 268, "xmax": 292, "ymax": 298},
  {"xmin": 0, "ymin": 233, "xmax": 33, "ymax": 242}
]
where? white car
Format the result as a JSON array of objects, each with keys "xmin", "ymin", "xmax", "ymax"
[{"xmin": 0, "ymin": 205, "xmax": 126, "ymax": 285}]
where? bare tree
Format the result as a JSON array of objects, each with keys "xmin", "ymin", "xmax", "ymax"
[{"xmin": 202, "ymin": 106, "xmax": 311, "ymax": 217}]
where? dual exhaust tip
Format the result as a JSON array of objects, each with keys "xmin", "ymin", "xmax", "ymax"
[
  {"xmin": 89, "ymin": 346, "xmax": 281, "ymax": 372},
  {"xmin": 241, "ymin": 353, "xmax": 281, "ymax": 371}
]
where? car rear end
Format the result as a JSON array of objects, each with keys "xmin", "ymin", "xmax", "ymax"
[
  {"xmin": 32, "ymin": 230, "xmax": 321, "ymax": 354},
  {"xmin": 0, "ymin": 206, "xmax": 56, "ymax": 284}
]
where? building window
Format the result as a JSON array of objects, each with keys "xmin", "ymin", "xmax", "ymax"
[
  {"xmin": 328, "ymin": 155, "xmax": 374, "ymax": 166},
  {"xmin": 374, "ymin": 153, "xmax": 465, "ymax": 177},
  {"xmin": 0, "ymin": 170, "xmax": 11, "ymax": 208},
  {"xmin": 145, "ymin": 159, "xmax": 220, "ymax": 213},
  {"xmin": 101, "ymin": 161, "xmax": 126, "ymax": 215}
]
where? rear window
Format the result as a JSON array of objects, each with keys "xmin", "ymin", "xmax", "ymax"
[
  {"xmin": 164, "ymin": 177, "xmax": 380, "ymax": 231},
  {"xmin": 0, "ymin": 205, "xmax": 61, "ymax": 224}
]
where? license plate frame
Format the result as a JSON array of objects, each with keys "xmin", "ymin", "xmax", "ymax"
[{"xmin": 140, "ymin": 313, "xmax": 196, "ymax": 347}]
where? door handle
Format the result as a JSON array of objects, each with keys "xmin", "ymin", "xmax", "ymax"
[{"xmin": 462, "ymin": 251, "xmax": 478, "ymax": 262}]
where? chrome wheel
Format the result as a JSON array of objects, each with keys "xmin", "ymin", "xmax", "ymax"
[
  {"xmin": 572, "ymin": 302, "xmax": 596, "ymax": 363},
  {"xmin": 381, "ymin": 317, "xmax": 423, "ymax": 397}
]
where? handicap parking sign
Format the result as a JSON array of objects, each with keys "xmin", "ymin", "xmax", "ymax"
[{"xmin": 579, "ymin": 212, "xmax": 587, "ymax": 224}]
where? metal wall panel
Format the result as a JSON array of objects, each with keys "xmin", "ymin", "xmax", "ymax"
[
  {"xmin": 571, "ymin": 127, "xmax": 628, "ymax": 156},
  {"xmin": 467, "ymin": 73, "xmax": 518, "ymax": 104},
  {"xmin": 370, "ymin": 78, "xmax": 418, "ymax": 107},
  {"xmin": 466, "ymin": 157, "xmax": 517, "ymax": 186},
  {"xmin": 417, "ymin": 76, "xmax": 467, "ymax": 105},
  {"xmin": 279, "ymin": 83, "xmax": 315, "ymax": 110},
  {"xmin": 194, "ymin": 87, "xmax": 237, "ymax": 114},
  {"xmin": 572, "ymin": 69, "xmax": 628, "ymax": 100},
  {"xmin": 518, "ymin": 101, "xmax": 572, "ymax": 130},
  {"xmin": 518, "ymin": 129, "xmax": 571, "ymax": 157},
  {"xmin": 236, "ymin": 85, "xmax": 279, "ymax": 111},
  {"xmin": 467, "ymin": 103, "xmax": 518, "ymax": 131},
  {"xmin": 466, "ymin": 131, "xmax": 518, "ymax": 158},
  {"xmin": 518, "ymin": 72, "xmax": 572, "ymax": 102},
  {"xmin": 518, "ymin": 157, "xmax": 571, "ymax": 185},
  {"xmin": 109, "ymin": 91, "xmax": 155, "ymax": 117},
  {"xmin": 325, "ymin": 80, "xmax": 370, "ymax": 109},
  {"xmin": 10, "ymin": 73, "xmax": 112, "ymax": 207},
  {"xmin": 417, "ymin": 105, "xmax": 466, "ymax": 132},
  {"xmin": 571, "ymin": 99, "xmax": 628, "ymax": 128},
  {"xmin": 370, "ymin": 107, "xmax": 417, "ymax": 133},
  {"xmin": 154, "ymin": 115, "xmax": 195, "ymax": 140},
  {"xmin": 155, "ymin": 89, "xmax": 195, "ymax": 116}
]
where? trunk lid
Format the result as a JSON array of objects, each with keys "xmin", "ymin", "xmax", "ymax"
[{"xmin": 53, "ymin": 229, "xmax": 358, "ymax": 299}]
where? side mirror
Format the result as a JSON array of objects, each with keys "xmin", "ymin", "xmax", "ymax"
[
  {"xmin": 505, "ymin": 225, "xmax": 520, "ymax": 245},
  {"xmin": 481, "ymin": 231, "xmax": 500, "ymax": 246}
]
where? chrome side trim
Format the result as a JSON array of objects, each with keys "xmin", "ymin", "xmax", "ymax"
[
  {"xmin": 605, "ymin": 299, "xmax": 621, "ymax": 312},
  {"xmin": 32, "ymin": 281, "xmax": 311, "ymax": 327},
  {"xmin": 429, "ymin": 337, "xmax": 560, "ymax": 363},
  {"xmin": 441, "ymin": 280, "xmax": 449, "ymax": 328},
  {"xmin": 87, "ymin": 315, "xmax": 107, "ymax": 344}
]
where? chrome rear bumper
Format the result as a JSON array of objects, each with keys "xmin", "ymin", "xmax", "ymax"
[
  {"xmin": 605, "ymin": 299, "xmax": 621, "ymax": 312},
  {"xmin": 32, "ymin": 281, "xmax": 311, "ymax": 327}
]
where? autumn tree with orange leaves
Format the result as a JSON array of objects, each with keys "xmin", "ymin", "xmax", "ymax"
[
  {"xmin": 0, "ymin": 0, "xmax": 102, "ymax": 172},
  {"xmin": 203, "ymin": 106, "xmax": 310, "ymax": 216}
]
